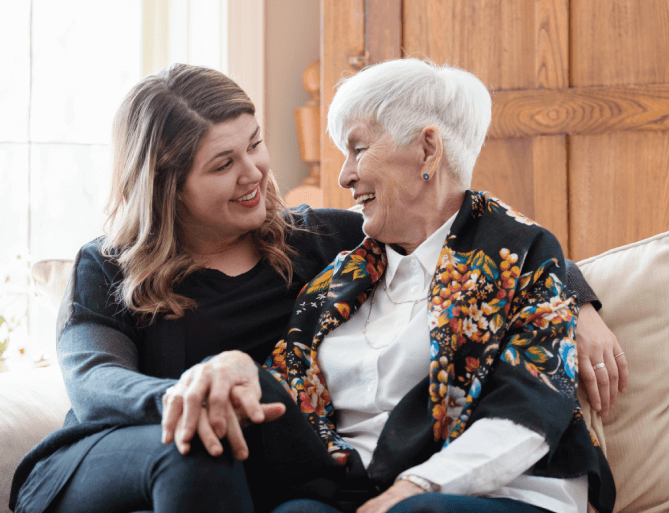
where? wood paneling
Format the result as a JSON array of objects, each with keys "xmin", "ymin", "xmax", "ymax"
[
  {"xmin": 536, "ymin": 0, "xmax": 569, "ymax": 89},
  {"xmin": 490, "ymin": 85, "xmax": 669, "ymax": 139},
  {"xmin": 320, "ymin": 0, "xmax": 364, "ymax": 209},
  {"xmin": 568, "ymin": 0, "xmax": 669, "ymax": 260},
  {"xmin": 569, "ymin": 132, "xmax": 669, "ymax": 261},
  {"xmin": 472, "ymin": 139, "xmax": 536, "ymax": 216},
  {"xmin": 572, "ymin": 0, "xmax": 669, "ymax": 87},
  {"xmin": 366, "ymin": 0, "xmax": 402, "ymax": 63},
  {"xmin": 321, "ymin": 0, "xmax": 669, "ymax": 262},
  {"xmin": 532, "ymin": 135, "xmax": 569, "ymax": 254},
  {"xmin": 472, "ymin": 136, "xmax": 569, "ymax": 254},
  {"xmin": 403, "ymin": 0, "xmax": 568, "ymax": 91}
]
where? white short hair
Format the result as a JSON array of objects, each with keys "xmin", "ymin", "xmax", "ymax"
[{"xmin": 327, "ymin": 58, "xmax": 492, "ymax": 188}]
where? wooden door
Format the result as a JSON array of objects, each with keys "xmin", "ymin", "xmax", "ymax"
[{"xmin": 321, "ymin": 0, "xmax": 669, "ymax": 260}]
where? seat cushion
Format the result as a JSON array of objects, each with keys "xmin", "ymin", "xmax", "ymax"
[
  {"xmin": 577, "ymin": 231, "xmax": 669, "ymax": 513},
  {"xmin": 0, "ymin": 366, "xmax": 71, "ymax": 513}
]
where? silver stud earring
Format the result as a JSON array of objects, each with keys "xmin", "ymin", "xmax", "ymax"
[{"xmin": 423, "ymin": 173, "xmax": 430, "ymax": 181}]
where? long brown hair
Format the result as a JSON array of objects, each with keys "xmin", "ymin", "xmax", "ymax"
[{"xmin": 103, "ymin": 64, "xmax": 294, "ymax": 320}]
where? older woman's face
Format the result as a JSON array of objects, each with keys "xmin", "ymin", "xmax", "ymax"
[{"xmin": 338, "ymin": 120, "xmax": 429, "ymax": 248}]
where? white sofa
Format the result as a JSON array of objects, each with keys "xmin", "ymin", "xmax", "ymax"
[{"xmin": 1, "ymin": 231, "xmax": 668, "ymax": 513}]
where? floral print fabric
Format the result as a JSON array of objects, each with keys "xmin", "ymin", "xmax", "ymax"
[{"xmin": 265, "ymin": 190, "xmax": 614, "ymax": 512}]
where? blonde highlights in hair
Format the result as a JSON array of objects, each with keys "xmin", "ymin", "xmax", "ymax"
[{"xmin": 103, "ymin": 64, "xmax": 295, "ymax": 321}]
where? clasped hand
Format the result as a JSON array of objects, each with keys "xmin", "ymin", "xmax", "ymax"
[{"xmin": 161, "ymin": 350, "xmax": 285, "ymax": 460}]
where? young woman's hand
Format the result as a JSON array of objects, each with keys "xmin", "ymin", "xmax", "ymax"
[
  {"xmin": 161, "ymin": 350, "xmax": 285, "ymax": 459},
  {"xmin": 575, "ymin": 303, "xmax": 628, "ymax": 418}
]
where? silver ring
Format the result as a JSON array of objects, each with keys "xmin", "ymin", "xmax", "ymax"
[
  {"xmin": 593, "ymin": 363, "xmax": 606, "ymax": 370},
  {"xmin": 614, "ymin": 352, "xmax": 625, "ymax": 359}
]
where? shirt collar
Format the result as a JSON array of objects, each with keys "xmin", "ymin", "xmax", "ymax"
[{"xmin": 384, "ymin": 211, "xmax": 459, "ymax": 289}]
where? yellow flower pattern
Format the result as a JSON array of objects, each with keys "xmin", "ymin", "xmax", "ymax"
[{"xmin": 264, "ymin": 191, "xmax": 597, "ymax": 487}]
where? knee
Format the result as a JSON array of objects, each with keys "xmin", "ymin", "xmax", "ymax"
[
  {"xmin": 154, "ymin": 437, "xmax": 240, "ymax": 491},
  {"xmin": 152, "ymin": 439, "xmax": 252, "ymax": 512}
]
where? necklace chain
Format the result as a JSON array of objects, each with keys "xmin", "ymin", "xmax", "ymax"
[
  {"xmin": 382, "ymin": 283, "xmax": 424, "ymax": 304},
  {"xmin": 362, "ymin": 282, "xmax": 422, "ymax": 347}
]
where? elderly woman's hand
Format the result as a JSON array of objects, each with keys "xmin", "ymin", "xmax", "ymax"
[
  {"xmin": 356, "ymin": 480, "xmax": 425, "ymax": 513},
  {"xmin": 161, "ymin": 350, "xmax": 285, "ymax": 460},
  {"xmin": 576, "ymin": 303, "xmax": 628, "ymax": 417}
]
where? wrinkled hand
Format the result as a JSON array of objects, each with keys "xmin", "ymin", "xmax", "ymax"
[
  {"xmin": 356, "ymin": 480, "xmax": 425, "ymax": 513},
  {"xmin": 161, "ymin": 350, "xmax": 285, "ymax": 459},
  {"xmin": 576, "ymin": 303, "xmax": 628, "ymax": 417}
]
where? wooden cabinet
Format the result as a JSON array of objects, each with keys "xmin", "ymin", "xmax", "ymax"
[{"xmin": 321, "ymin": 0, "xmax": 669, "ymax": 260}]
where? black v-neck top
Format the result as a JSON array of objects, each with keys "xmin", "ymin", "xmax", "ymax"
[{"xmin": 182, "ymin": 261, "xmax": 303, "ymax": 367}]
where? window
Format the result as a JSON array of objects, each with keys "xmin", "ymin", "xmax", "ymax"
[{"xmin": 0, "ymin": 0, "xmax": 265, "ymax": 371}]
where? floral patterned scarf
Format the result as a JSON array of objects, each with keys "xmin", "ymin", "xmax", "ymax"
[{"xmin": 265, "ymin": 190, "xmax": 614, "ymax": 513}]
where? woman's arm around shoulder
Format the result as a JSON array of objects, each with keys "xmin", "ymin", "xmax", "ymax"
[
  {"xmin": 286, "ymin": 205, "xmax": 365, "ymax": 279},
  {"xmin": 564, "ymin": 259, "xmax": 628, "ymax": 417}
]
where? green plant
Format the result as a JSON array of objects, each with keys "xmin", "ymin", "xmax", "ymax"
[{"xmin": 0, "ymin": 315, "xmax": 7, "ymax": 358}]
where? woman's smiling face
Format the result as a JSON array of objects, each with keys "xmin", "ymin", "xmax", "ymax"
[
  {"xmin": 338, "ymin": 119, "xmax": 430, "ymax": 250},
  {"xmin": 180, "ymin": 113, "xmax": 270, "ymax": 245}
]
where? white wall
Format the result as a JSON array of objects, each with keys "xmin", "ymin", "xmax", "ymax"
[
  {"xmin": 143, "ymin": 0, "xmax": 319, "ymax": 197},
  {"xmin": 265, "ymin": 0, "xmax": 320, "ymax": 195}
]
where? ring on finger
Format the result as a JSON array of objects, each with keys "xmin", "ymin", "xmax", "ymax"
[
  {"xmin": 593, "ymin": 362, "xmax": 606, "ymax": 370},
  {"xmin": 614, "ymin": 351, "xmax": 625, "ymax": 359}
]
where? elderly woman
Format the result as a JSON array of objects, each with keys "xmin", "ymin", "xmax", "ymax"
[
  {"xmin": 9, "ymin": 62, "xmax": 618, "ymax": 513},
  {"xmin": 262, "ymin": 59, "xmax": 615, "ymax": 513}
]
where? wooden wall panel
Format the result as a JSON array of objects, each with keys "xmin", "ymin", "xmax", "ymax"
[
  {"xmin": 569, "ymin": 132, "xmax": 669, "ymax": 261},
  {"xmin": 366, "ymin": 0, "xmax": 402, "ymax": 63},
  {"xmin": 320, "ymin": 0, "xmax": 364, "ymax": 209},
  {"xmin": 536, "ymin": 0, "xmax": 569, "ymax": 89},
  {"xmin": 472, "ymin": 139, "xmax": 536, "ymax": 216},
  {"xmin": 403, "ymin": 0, "xmax": 537, "ymax": 90},
  {"xmin": 532, "ymin": 136, "xmax": 569, "ymax": 254},
  {"xmin": 472, "ymin": 136, "xmax": 569, "ymax": 255},
  {"xmin": 403, "ymin": 0, "xmax": 568, "ymax": 90},
  {"xmin": 569, "ymin": 0, "xmax": 669, "ymax": 260},
  {"xmin": 572, "ymin": 0, "xmax": 669, "ymax": 87},
  {"xmin": 488, "ymin": 85, "xmax": 669, "ymax": 139}
]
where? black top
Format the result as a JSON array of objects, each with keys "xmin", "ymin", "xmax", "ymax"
[
  {"xmin": 9, "ymin": 204, "xmax": 598, "ymax": 512},
  {"xmin": 10, "ymin": 206, "xmax": 365, "ymax": 512}
]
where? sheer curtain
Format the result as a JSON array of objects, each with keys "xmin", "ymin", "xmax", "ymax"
[{"xmin": 0, "ymin": 0, "xmax": 141, "ymax": 368}]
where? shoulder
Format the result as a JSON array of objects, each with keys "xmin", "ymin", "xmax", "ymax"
[
  {"xmin": 289, "ymin": 204, "xmax": 363, "ymax": 232},
  {"xmin": 67, "ymin": 237, "xmax": 126, "ymax": 316},
  {"xmin": 76, "ymin": 237, "xmax": 124, "ymax": 287},
  {"xmin": 57, "ymin": 237, "xmax": 134, "ymax": 341},
  {"xmin": 455, "ymin": 191, "xmax": 566, "ymax": 277},
  {"xmin": 474, "ymin": 191, "xmax": 562, "ymax": 251},
  {"xmin": 287, "ymin": 205, "xmax": 364, "ymax": 249},
  {"xmin": 284, "ymin": 205, "xmax": 365, "ymax": 280}
]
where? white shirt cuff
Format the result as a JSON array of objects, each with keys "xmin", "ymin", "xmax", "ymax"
[{"xmin": 399, "ymin": 418, "xmax": 550, "ymax": 495}]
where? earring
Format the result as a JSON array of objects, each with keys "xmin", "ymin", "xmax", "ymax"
[{"xmin": 422, "ymin": 173, "xmax": 430, "ymax": 181}]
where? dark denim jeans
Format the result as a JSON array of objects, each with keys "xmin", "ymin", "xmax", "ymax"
[
  {"xmin": 271, "ymin": 495, "xmax": 553, "ymax": 513},
  {"xmin": 46, "ymin": 424, "xmax": 252, "ymax": 513}
]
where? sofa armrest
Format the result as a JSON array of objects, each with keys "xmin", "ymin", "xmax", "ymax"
[
  {"xmin": 577, "ymin": 230, "xmax": 669, "ymax": 513},
  {"xmin": 0, "ymin": 367, "xmax": 71, "ymax": 513}
]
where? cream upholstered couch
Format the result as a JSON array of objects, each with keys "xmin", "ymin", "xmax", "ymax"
[{"xmin": 1, "ymin": 232, "xmax": 668, "ymax": 513}]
